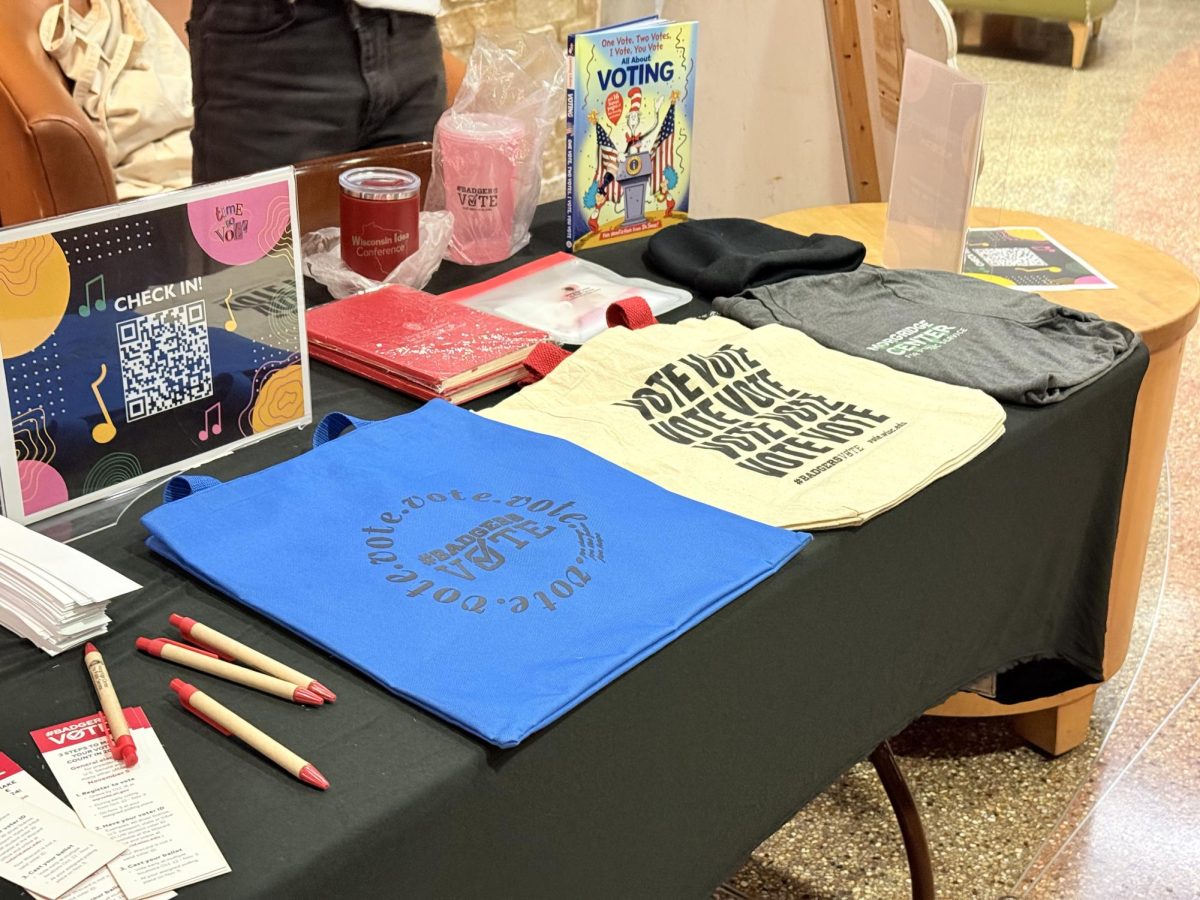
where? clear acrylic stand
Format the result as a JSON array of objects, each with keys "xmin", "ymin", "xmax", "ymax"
[
  {"xmin": 0, "ymin": 168, "xmax": 311, "ymax": 543},
  {"xmin": 26, "ymin": 472, "xmax": 176, "ymax": 544},
  {"xmin": 883, "ymin": 50, "xmax": 988, "ymax": 273}
]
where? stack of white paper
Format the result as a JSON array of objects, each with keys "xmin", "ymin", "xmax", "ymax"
[{"xmin": 0, "ymin": 517, "xmax": 139, "ymax": 655}]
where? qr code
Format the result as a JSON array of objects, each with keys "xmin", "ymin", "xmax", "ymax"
[
  {"xmin": 117, "ymin": 301, "xmax": 213, "ymax": 422},
  {"xmin": 975, "ymin": 247, "xmax": 1046, "ymax": 267}
]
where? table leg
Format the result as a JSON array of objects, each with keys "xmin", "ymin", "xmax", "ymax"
[
  {"xmin": 1011, "ymin": 690, "xmax": 1095, "ymax": 756},
  {"xmin": 1068, "ymin": 20, "xmax": 1091, "ymax": 68},
  {"xmin": 869, "ymin": 741, "xmax": 935, "ymax": 900}
]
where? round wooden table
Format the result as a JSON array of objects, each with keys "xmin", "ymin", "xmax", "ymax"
[{"xmin": 764, "ymin": 203, "xmax": 1199, "ymax": 755}]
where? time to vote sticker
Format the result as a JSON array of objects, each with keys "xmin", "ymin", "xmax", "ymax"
[{"xmin": 187, "ymin": 181, "xmax": 291, "ymax": 267}]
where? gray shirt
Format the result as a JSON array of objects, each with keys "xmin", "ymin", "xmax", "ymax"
[{"xmin": 713, "ymin": 265, "xmax": 1139, "ymax": 405}]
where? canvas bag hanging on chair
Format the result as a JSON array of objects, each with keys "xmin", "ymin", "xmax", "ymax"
[
  {"xmin": 40, "ymin": 0, "xmax": 193, "ymax": 198},
  {"xmin": 141, "ymin": 401, "xmax": 809, "ymax": 748}
]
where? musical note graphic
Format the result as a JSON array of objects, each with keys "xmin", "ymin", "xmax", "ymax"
[
  {"xmin": 90, "ymin": 364, "xmax": 117, "ymax": 444},
  {"xmin": 79, "ymin": 275, "xmax": 107, "ymax": 317},
  {"xmin": 198, "ymin": 402, "xmax": 222, "ymax": 441},
  {"xmin": 222, "ymin": 289, "xmax": 237, "ymax": 332}
]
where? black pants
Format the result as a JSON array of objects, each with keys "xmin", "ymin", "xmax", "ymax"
[{"xmin": 189, "ymin": 0, "xmax": 446, "ymax": 182}]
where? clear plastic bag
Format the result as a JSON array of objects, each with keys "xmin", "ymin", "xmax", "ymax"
[
  {"xmin": 426, "ymin": 29, "xmax": 567, "ymax": 265},
  {"xmin": 441, "ymin": 252, "xmax": 691, "ymax": 344},
  {"xmin": 301, "ymin": 211, "xmax": 453, "ymax": 299}
]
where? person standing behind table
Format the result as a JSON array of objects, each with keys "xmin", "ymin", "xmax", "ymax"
[{"xmin": 188, "ymin": 0, "xmax": 446, "ymax": 182}]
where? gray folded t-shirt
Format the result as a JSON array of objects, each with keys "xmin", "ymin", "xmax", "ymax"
[{"xmin": 713, "ymin": 265, "xmax": 1139, "ymax": 405}]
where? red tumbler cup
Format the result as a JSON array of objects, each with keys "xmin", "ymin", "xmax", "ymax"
[{"xmin": 338, "ymin": 167, "xmax": 421, "ymax": 280}]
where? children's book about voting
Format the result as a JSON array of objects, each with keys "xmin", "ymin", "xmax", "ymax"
[{"xmin": 567, "ymin": 16, "xmax": 697, "ymax": 251}]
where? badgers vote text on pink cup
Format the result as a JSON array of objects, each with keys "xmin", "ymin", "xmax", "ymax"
[{"xmin": 437, "ymin": 113, "xmax": 528, "ymax": 265}]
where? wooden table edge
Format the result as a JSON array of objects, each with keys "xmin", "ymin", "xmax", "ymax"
[{"xmin": 762, "ymin": 203, "xmax": 1200, "ymax": 355}]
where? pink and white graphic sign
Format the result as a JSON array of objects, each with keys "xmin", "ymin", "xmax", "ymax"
[{"xmin": 187, "ymin": 181, "xmax": 291, "ymax": 267}]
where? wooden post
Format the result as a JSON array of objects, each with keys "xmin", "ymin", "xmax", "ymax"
[
  {"xmin": 872, "ymin": 0, "xmax": 904, "ymax": 128},
  {"xmin": 825, "ymin": 0, "xmax": 882, "ymax": 202}
]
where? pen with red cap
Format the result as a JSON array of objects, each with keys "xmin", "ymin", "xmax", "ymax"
[
  {"xmin": 169, "ymin": 614, "xmax": 336, "ymax": 703},
  {"xmin": 136, "ymin": 637, "xmax": 324, "ymax": 706},
  {"xmin": 83, "ymin": 642, "xmax": 137, "ymax": 767},
  {"xmin": 170, "ymin": 680, "xmax": 329, "ymax": 790}
]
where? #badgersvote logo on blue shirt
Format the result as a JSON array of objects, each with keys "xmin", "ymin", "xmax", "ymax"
[{"xmin": 361, "ymin": 488, "xmax": 604, "ymax": 617}]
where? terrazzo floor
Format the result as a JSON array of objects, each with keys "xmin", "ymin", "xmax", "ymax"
[{"xmin": 718, "ymin": 3, "xmax": 1200, "ymax": 897}]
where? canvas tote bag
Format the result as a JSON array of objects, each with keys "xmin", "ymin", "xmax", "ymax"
[
  {"xmin": 40, "ymin": 0, "xmax": 193, "ymax": 198},
  {"xmin": 485, "ymin": 317, "xmax": 1006, "ymax": 530},
  {"xmin": 142, "ymin": 401, "xmax": 808, "ymax": 747}
]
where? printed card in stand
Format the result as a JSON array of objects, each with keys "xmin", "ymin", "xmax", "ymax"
[{"xmin": 0, "ymin": 168, "xmax": 310, "ymax": 528}]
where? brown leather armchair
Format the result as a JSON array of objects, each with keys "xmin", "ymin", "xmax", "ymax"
[
  {"xmin": 0, "ymin": 0, "xmax": 118, "ymax": 227},
  {"xmin": 0, "ymin": 0, "xmax": 466, "ymax": 229}
]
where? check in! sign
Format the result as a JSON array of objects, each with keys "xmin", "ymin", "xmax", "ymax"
[{"xmin": 0, "ymin": 169, "xmax": 310, "ymax": 526}]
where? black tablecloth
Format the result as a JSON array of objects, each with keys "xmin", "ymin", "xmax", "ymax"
[{"xmin": 0, "ymin": 207, "xmax": 1148, "ymax": 899}]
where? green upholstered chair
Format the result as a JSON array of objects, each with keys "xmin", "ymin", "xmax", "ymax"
[{"xmin": 944, "ymin": 0, "xmax": 1118, "ymax": 68}]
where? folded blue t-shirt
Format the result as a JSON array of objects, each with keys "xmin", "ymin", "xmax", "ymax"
[{"xmin": 142, "ymin": 401, "xmax": 810, "ymax": 747}]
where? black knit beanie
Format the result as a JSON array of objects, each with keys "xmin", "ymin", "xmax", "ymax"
[{"xmin": 644, "ymin": 218, "xmax": 866, "ymax": 297}]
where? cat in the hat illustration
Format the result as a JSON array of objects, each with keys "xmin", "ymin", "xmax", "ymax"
[{"xmin": 622, "ymin": 87, "xmax": 664, "ymax": 157}]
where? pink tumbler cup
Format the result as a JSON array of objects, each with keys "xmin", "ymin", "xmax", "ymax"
[{"xmin": 436, "ymin": 113, "xmax": 528, "ymax": 265}]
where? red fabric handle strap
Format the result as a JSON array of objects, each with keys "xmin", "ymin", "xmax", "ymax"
[
  {"xmin": 519, "ymin": 299, "xmax": 658, "ymax": 384},
  {"xmin": 606, "ymin": 296, "xmax": 657, "ymax": 330},
  {"xmin": 521, "ymin": 341, "xmax": 573, "ymax": 384}
]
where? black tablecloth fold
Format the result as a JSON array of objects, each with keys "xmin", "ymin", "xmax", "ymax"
[{"xmin": 0, "ymin": 206, "xmax": 1147, "ymax": 899}]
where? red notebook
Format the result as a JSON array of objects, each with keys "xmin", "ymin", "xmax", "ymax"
[
  {"xmin": 306, "ymin": 286, "xmax": 548, "ymax": 397},
  {"xmin": 309, "ymin": 341, "xmax": 527, "ymax": 405}
]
